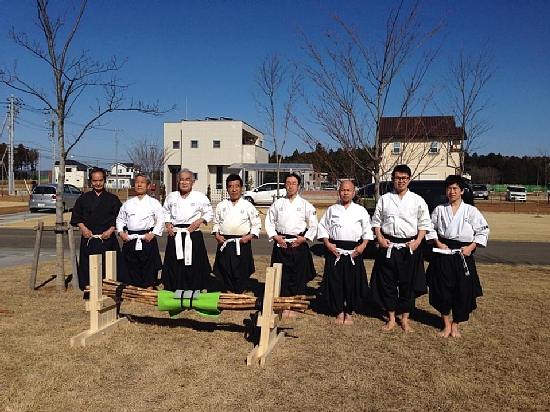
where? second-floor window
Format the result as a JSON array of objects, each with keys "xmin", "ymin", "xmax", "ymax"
[
  {"xmin": 429, "ymin": 142, "xmax": 439, "ymax": 154},
  {"xmin": 191, "ymin": 140, "xmax": 198, "ymax": 149},
  {"xmin": 213, "ymin": 140, "xmax": 221, "ymax": 148},
  {"xmin": 392, "ymin": 142, "xmax": 402, "ymax": 154},
  {"xmin": 172, "ymin": 141, "xmax": 180, "ymax": 149}
]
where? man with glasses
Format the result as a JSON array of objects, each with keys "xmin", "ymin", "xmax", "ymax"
[
  {"xmin": 265, "ymin": 172, "xmax": 318, "ymax": 318},
  {"xmin": 162, "ymin": 169, "xmax": 214, "ymax": 292},
  {"xmin": 370, "ymin": 164, "xmax": 433, "ymax": 332}
]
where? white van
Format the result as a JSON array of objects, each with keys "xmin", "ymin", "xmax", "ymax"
[{"xmin": 505, "ymin": 185, "xmax": 526, "ymax": 202}]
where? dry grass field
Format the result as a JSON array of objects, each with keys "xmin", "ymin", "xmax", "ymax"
[{"xmin": 1, "ymin": 256, "xmax": 549, "ymax": 412}]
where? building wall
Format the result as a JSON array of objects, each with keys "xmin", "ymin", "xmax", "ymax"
[
  {"xmin": 164, "ymin": 119, "xmax": 268, "ymax": 194},
  {"xmin": 379, "ymin": 140, "xmax": 461, "ymax": 180},
  {"xmin": 54, "ymin": 166, "xmax": 88, "ymax": 188}
]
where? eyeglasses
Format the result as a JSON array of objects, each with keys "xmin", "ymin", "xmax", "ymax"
[
  {"xmin": 285, "ymin": 182, "xmax": 299, "ymax": 186},
  {"xmin": 393, "ymin": 176, "xmax": 410, "ymax": 181}
]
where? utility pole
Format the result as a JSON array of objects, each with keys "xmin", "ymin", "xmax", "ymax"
[
  {"xmin": 114, "ymin": 128, "xmax": 119, "ymax": 191},
  {"xmin": 8, "ymin": 95, "xmax": 18, "ymax": 196}
]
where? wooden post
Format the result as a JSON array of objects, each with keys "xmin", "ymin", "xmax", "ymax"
[
  {"xmin": 247, "ymin": 263, "xmax": 285, "ymax": 367},
  {"xmin": 29, "ymin": 221, "xmax": 44, "ymax": 291},
  {"xmin": 67, "ymin": 225, "xmax": 79, "ymax": 291},
  {"xmin": 70, "ymin": 251, "xmax": 128, "ymax": 347},
  {"xmin": 29, "ymin": 224, "xmax": 80, "ymax": 291}
]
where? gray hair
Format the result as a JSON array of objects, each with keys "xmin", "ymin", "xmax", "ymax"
[
  {"xmin": 134, "ymin": 173, "xmax": 151, "ymax": 185},
  {"xmin": 178, "ymin": 168, "xmax": 194, "ymax": 181}
]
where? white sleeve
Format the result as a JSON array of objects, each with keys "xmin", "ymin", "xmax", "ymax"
[
  {"xmin": 472, "ymin": 208, "xmax": 490, "ymax": 247},
  {"xmin": 304, "ymin": 201, "xmax": 318, "ymax": 241},
  {"xmin": 361, "ymin": 208, "xmax": 374, "ymax": 240},
  {"xmin": 317, "ymin": 210, "xmax": 330, "ymax": 240},
  {"xmin": 116, "ymin": 201, "xmax": 128, "ymax": 233},
  {"xmin": 265, "ymin": 204, "xmax": 277, "ymax": 240},
  {"xmin": 249, "ymin": 204, "xmax": 262, "ymax": 238},
  {"xmin": 152, "ymin": 199, "xmax": 165, "ymax": 236},
  {"xmin": 211, "ymin": 204, "xmax": 221, "ymax": 234},
  {"xmin": 201, "ymin": 195, "xmax": 214, "ymax": 224}
]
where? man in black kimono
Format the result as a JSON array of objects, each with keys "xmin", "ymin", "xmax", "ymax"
[{"xmin": 71, "ymin": 168, "xmax": 122, "ymax": 291}]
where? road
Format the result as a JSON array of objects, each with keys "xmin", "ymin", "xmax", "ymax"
[{"xmin": 0, "ymin": 227, "xmax": 548, "ymax": 267}]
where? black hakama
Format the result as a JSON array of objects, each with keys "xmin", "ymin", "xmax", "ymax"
[
  {"xmin": 213, "ymin": 235, "xmax": 255, "ymax": 294},
  {"xmin": 117, "ymin": 229, "xmax": 163, "ymax": 288},
  {"xmin": 76, "ymin": 224, "xmax": 120, "ymax": 291},
  {"xmin": 426, "ymin": 238, "xmax": 483, "ymax": 322},
  {"xmin": 161, "ymin": 226, "xmax": 213, "ymax": 292},
  {"xmin": 320, "ymin": 239, "xmax": 369, "ymax": 315},
  {"xmin": 270, "ymin": 233, "xmax": 316, "ymax": 297},
  {"xmin": 370, "ymin": 234, "xmax": 427, "ymax": 313}
]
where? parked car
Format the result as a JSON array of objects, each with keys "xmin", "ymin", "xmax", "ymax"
[
  {"xmin": 356, "ymin": 179, "xmax": 474, "ymax": 213},
  {"xmin": 505, "ymin": 185, "xmax": 526, "ymax": 202},
  {"xmin": 29, "ymin": 183, "xmax": 82, "ymax": 213},
  {"xmin": 243, "ymin": 182, "xmax": 286, "ymax": 205},
  {"xmin": 472, "ymin": 184, "xmax": 489, "ymax": 200}
]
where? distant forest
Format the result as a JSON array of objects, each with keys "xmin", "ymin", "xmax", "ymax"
[{"xmin": 272, "ymin": 147, "xmax": 550, "ymax": 187}]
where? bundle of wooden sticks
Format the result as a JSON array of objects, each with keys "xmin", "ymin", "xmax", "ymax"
[{"xmin": 101, "ymin": 279, "xmax": 312, "ymax": 312}]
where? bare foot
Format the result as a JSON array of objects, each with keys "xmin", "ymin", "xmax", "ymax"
[
  {"xmin": 282, "ymin": 310, "xmax": 295, "ymax": 318},
  {"xmin": 382, "ymin": 320, "xmax": 396, "ymax": 331},
  {"xmin": 451, "ymin": 323, "xmax": 461, "ymax": 338},
  {"xmin": 438, "ymin": 328, "xmax": 451, "ymax": 338},
  {"xmin": 334, "ymin": 312, "xmax": 344, "ymax": 325},
  {"xmin": 401, "ymin": 320, "xmax": 414, "ymax": 333},
  {"xmin": 343, "ymin": 314, "xmax": 354, "ymax": 326}
]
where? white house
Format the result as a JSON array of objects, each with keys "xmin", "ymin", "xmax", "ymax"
[
  {"xmin": 163, "ymin": 118, "xmax": 269, "ymax": 201},
  {"xmin": 379, "ymin": 116, "xmax": 465, "ymax": 180},
  {"xmin": 54, "ymin": 159, "xmax": 91, "ymax": 189},
  {"xmin": 106, "ymin": 162, "xmax": 139, "ymax": 189}
]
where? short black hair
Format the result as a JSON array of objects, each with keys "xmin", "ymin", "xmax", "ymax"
[
  {"xmin": 391, "ymin": 164, "xmax": 411, "ymax": 178},
  {"xmin": 89, "ymin": 168, "xmax": 106, "ymax": 180},
  {"xmin": 226, "ymin": 173, "xmax": 243, "ymax": 187},
  {"xmin": 284, "ymin": 172, "xmax": 301, "ymax": 185},
  {"xmin": 444, "ymin": 175, "xmax": 466, "ymax": 190}
]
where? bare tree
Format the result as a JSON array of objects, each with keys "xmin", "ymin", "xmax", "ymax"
[
  {"xmin": 296, "ymin": 1, "xmax": 443, "ymax": 200},
  {"xmin": 126, "ymin": 138, "xmax": 172, "ymax": 186},
  {"xmin": 253, "ymin": 52, "xmax": 300, "ymax": 195},
  {"xmin": 443, "ymin": 46, "xmax": 496, "ymax": 174},
  {"xmin": 1, "ymin": 0, "xmax": 174, "ymax": 291}
]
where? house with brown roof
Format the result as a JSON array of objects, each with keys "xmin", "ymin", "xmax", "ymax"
[{"xmin": 379, "ymin": 116, "xmax": 464, "ymax": 180}]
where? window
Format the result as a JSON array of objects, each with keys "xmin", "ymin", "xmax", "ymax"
[
  {"xmin": 172, "ymin": 141, "xmax": 180, "ymax": 149},
  {"xmin": 216, "ymin": 166, "xmax": 223, "ymax": 190},
  {"xmin": 213, "ymin": 140, "xmax": 221, "ymax": 148},
  {"xmin": 392, "ymin": 142, "xmax": 401, "ymax": 154},
  {"xmin": 193, "ymin": 172, "xmax": 198, "ymax": 180},
  {"xmin": 65, "ymin": 167, "xmax": 72, "ymax": 173},
  {"xmin": 429, "ymin": 142, "xmax": 439, "ymax": 154},
  {"xmin": 191, "ymin": 140, "xmax": 198, "ymax": 148}
]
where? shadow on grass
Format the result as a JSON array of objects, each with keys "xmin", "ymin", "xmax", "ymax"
[{"xmin": 121, "ymin": 313, "xmax": 247, "ymax": 334}]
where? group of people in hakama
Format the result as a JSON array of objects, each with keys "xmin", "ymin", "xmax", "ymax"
[{"xmin": 71, "ymin": 164, "xmax": 489, "ymax": 337}]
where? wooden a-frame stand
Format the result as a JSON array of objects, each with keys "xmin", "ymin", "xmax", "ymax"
[
  {"xmin": 29, "ymin": 221, "xmax": 79, "ymax": 291},
  {"xmin": 246, "ymin": 262, "xmax": 285, "ymax": 367},
  {"xmin": 70, "ymin": 251, "xmax": 128, "ymax": 347}
]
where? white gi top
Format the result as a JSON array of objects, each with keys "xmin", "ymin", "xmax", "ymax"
[
  {"xmin": 163, "ymin": 190, "xmax": 214, "ymax": 230},
  {"xmin": 426, "ymin": 201, "xmax": 489, "ymax": 247},
  {"xmin": 371, "ymin": 190, "xmax": 433, "ymax": 238},
  {"xmin": 116, "ymin": 194, "xmax": 165, "ymax": 236},
  {"xmin": 211, "ymin": 198, "xmax": 261, "ymax": 237},
  {"xmin": 317, "ymin": 202, "xmax": 374, "ymax": 242},
  {"xmin": 265, "ymin": 195, "xmax": 318, "ymax": 241}
]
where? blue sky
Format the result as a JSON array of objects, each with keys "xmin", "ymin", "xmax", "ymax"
[{"xmin": 1, "ymin": 0, "xmax": 549, "ymax": 169}]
